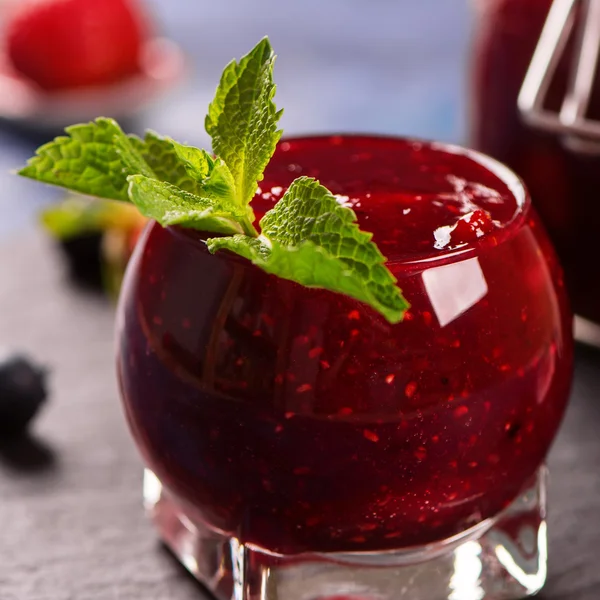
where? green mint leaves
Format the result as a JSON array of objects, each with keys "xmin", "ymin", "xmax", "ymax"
[
  {"xmin": 206, "ymin": 37, "xmax": 282, "ymax": 209},
  {"xmin": 17, "ymin": 38, "xmax": 409, "ymax": 323},
  {"xmin": 208, "ymin": 178, "xmax": 409, "ymax": 323}
]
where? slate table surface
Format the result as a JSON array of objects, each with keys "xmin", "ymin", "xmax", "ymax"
[{"xmin": 0, "ymin": 231, "xmax": 599, "ymax": 600}]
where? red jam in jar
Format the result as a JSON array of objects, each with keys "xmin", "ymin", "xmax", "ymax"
[
  {"xmin": 470, "ymin": 0, "xmax": 600, "ymax": 324},
  {"xmin": 117, "ymin": 135, "xmax": 572, "ymax": 555}
]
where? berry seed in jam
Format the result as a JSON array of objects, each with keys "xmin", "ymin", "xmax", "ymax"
[{"xmin": 117, "ymin": 135, "xmax": 572, "ymax": 556}]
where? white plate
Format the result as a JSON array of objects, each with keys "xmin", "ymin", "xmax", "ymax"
[{"xmin": 0, "ymin": 37, "xmax": 187, "ymax": 130}]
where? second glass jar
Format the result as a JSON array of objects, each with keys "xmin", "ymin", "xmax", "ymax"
[{"xmin": 469, "ymin": 0, "xmax": 600, "ymax": 326}]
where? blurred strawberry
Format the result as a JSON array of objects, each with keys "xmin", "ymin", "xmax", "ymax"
[{"xmin": 5, "ymin": 0, "xmax": 150, "ymax": 90}]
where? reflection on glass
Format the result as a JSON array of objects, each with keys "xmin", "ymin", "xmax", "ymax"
[{"xmin": 423, "ymin": 257, "xmax": 488, "ymax": 328}]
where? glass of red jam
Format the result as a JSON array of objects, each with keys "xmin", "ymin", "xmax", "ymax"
[
  {"xmin": 469, "ymin": 0, "xmax": 600, "ymax": 334},
  {"xmin": 116, "ymin": 135, "xmax": 573, "ymax": 600}
]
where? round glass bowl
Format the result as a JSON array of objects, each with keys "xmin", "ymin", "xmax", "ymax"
[{"xmin": 117, "ymin": 135, "xmax": 573, "ymax": 600}]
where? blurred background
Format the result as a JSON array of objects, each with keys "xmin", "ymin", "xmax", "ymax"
[{"xmin": 0, "ymin": 0, "xmax": 472, "ymax": 240}]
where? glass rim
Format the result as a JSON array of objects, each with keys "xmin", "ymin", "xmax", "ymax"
[
  {"xmin": 166, "ymin": 133, "xmax": 532, "ymax": 270},
  {"xmin": 277, "ymin": 132, "xmax": 529, "ymax": 208}
]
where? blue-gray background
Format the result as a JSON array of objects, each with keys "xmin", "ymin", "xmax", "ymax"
[{"xmin": 0, "ymin": 0, "xmax": 472, "ymax": 240}]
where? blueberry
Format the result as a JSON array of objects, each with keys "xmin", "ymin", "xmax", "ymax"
[
  {"xmin": 58, "ymin": 232, "xmax": 103, "ymax": 290},
  {"xmin": 0, "ymin": 352, "xmax": 48, "ymax": 436}
]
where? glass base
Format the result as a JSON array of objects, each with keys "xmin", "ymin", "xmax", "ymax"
[{"xmin": 143, "ymin": 468, "xmax": 548, "ymax": 600}]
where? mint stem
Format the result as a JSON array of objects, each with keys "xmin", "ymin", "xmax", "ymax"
[{"xmin": 240, "ymin": 215, "xmax": 259, "ymax": 237}]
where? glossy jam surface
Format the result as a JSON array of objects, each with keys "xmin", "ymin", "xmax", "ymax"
[
  {"xmin": 117, "ymin": 136, "xmax": 572, "ymax": 555},
  {"xmin": 470, "ymin": 0, "xmax": 600, "ymax": 323}
]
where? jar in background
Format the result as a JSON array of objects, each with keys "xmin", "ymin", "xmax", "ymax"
[{"xmin": 470, "ymin": 0, "xmax": 600, "ymax": 330}]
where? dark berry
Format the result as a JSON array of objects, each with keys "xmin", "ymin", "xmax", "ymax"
[
  {"xmin": 58, "ymin": 233, "xmax": 103, "ymax": 290},
  {"xmin": 0, "ymin": 353, "xmax": 48, "ymax": 436}
]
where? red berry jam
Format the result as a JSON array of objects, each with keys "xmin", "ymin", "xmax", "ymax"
[
  {"xmin": 470, "ymin": 0, "xmax": 600, "ymax": 323},
  {"xmin": 117, "ymin": 135, "xmax": 573, "ymax": 555}
]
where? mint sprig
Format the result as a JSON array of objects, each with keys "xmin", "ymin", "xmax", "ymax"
[
  {"xmin": 208, "ymin": 177, "xmax": 409, "ymax": 323},
  {"xmin": 17, "ymin": 38, "xmax": 409, "ymax": 323}
]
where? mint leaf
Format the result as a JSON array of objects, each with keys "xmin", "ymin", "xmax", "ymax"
[
  {"xmin": 18, "ymin": 118, "xmax": 257, "ymax": 235},
  {"xmin": 165, "ymin": 141, "xmax": 259, "ymax": 233},
  {"xmin": 129, "ymin": 132, "xmax": 257, "ymax": 235},
  {"xmin": 138, "ymin": 134, "xmax": 238, "ymax": 207},
  {"xmin": 19, "ymin": 118, "xmax": 153, "ymax": 202},
  {"xmin": 128, "ymin": 131, "xmax": 208, "ymax": 195},
  {"xmin": 207, "ymin": 177, "xmax": 409, "ymax": 323},
  {"xmin": 170, "ymin": 145, "xmax": 238, "ymax": 209},
  {"xmin": 128, "ymin": 175, "xmax": 244, "ymax": 235},
  {"xmin": 207, "ymin": 233, "xmax": 270, "ymax": 262},
  {"xmin": 205, "ymin": 37, "xmax": 283, "ymax": 208}
]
